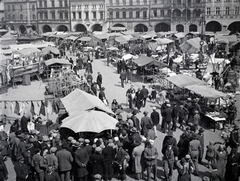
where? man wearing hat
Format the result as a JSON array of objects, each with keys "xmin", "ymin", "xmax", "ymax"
[
  {"xmin": 144, "ymin": 140, "xmax": 158, "ymax": 181},
  {"xmin": 45, "ymin": 147, "xmax": 58, "ymax": 171},
  {"xmin": 32, "ymin": 148, "xmax": 48, "ymax": 181},
  {"xmin": 162, "ymin": 103, "xmax": 173, "ymax": 133},
  {"xmin": 126, "ymin": 115, "xmax": 134, "ymax": 128},
  {"xmin": 115, "ymin": 142, "xmax": 130, "ymax": 181},
  {"xmin": 73, "ymin": 141, "xmax": 89, "ymax": 181},
  {"xmin": 193, "ymin": 110, "xmax": 200, "ymax": 132},
  {"xmin": 84, "ymin": 139, "xmax": 93, "ymax": 157},
  {"xmin": 189, "ymin": 133, "xmax": 201, "ymax": 176},
  {"xmin": 96, "ymin": 72, "xmax": 102, "ymax": 90},
  {"xmin": 140, "ymin": 85, "xmax": 149, "ymax": 107},
  {"xmin": 91, "ymin": 147, "xmax": 104, "ymax": 179},
  {"xmin": 14, "ymin": 157, "xmax": 29, "ymax": 181},
  {"xmin": 126, "ymin": 85, "xmax": 136, "ymax": 109},
  {"xmin": 94, "ymin": 174, "xmax": 102, "ymax": 181},
  {"xmin": 150, "ymin": 107, "xmax": 160, "ymax": 136},
  {"xmin": 129, "ymin": 127, "xmax": 141, "ymax": 148},
  {"xmin": 141, "ymin": 111, "xmax": 153, "ymax": 137},
  {"xmin": 102, "ymin": 139, "xmax": 115, "ymax": 181},
  {"xmin": 171, "ymin": 102, "xmax": 179, "ymax": 132},
  {"xmin": 197, "ymin": 128, "xmax": 204, "ymax": 164},
  {"xmin": 229, "ymin": 123, "xmax": 240, "ymax": 149},
  {"xmin": 131, "ymin": 109, "xmax": 141, "ymax": 132},
  {"xmin": 56, "ymin": 143, "xmax": 73, "ymax": 181}
]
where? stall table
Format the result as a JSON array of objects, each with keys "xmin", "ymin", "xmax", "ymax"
[{"xmin": 205, "ymin": 113, "xmax": 226, "ymax": 132}]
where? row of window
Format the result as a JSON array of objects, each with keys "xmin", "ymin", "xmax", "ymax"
[
  {"xmin": 206, "ymin": 7, "xmax": 240, "ymax": 15},
  {"xmin": 108, "ymin": 0, "xmax": 148, "ymax": 6},
  {"xmin": 7, "ymin": 14, "xmax": 36, "ymax": 21},
  {"xmin": 71, "ymin": 4, "xmax": 104, "ymax": 9},
  {"xmin": 38, "ymin": 12, "xmax": 68, "ymax": 20},
  {"xmin": 207, "ymin": 0, "xmax": 240, "ymax": 2},
  {"xmin": 39, "ymin": 0, "xmax": 68, "ymax": 8},
  {"xmin": 152, "ymin": 9, "xmax": 171, "ymax": 17},
  {"xmin": 109, "ymin": 11, "xmax": 148, "ymax": 19},
  {"xmin": 72, "ymin": 11, "xmax": 104, "ymax": 20},
  {"xmin": 7, "ymin": 5, "xmax": 35, "ymax": 11}
]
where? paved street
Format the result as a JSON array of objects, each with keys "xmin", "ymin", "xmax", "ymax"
[{"xmin": 3, "ymin": 57, "xmax": 223, "ymax": 181}]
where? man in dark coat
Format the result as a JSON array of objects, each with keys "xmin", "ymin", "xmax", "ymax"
[
  {"xmin": 140, "ymin": 85, "xmax": 149, "ymax": 107},
  {"xmin": 225, "ymin": 148, "xmax": 240, "ymax": 181},
  {"xmin": 0, "ymin": 155, "xmax": 8, "ymax": 181},
  {"xmin": 171, "ymin": 102, "xmax": 179, "ymax": 132},
  {"xmin": 131, "ymin": 109, "xmax": 141, "ymax": 132},
  {"xmin": 56, "ymin": 143, "xmax": 73, "ymax": 181},
  {"xmin": 150, "ymin": 107, "xmax": 160, "ymax": 135},
  {"xmin": 99, "ymin": 87, "xmax": 106, "ymax": 102},
  {"xmin": 120, "ymin": 71, "xmax": 127, "ymax": 88},
  {"xmin": 162, "ymin": 103, "xmax": 173, "ymax": 133},
  {"xmin": 90, "ymin": 147, "xmax": 104, "ymax": 179},
  {"xmin": 14, "ymin": 157, "xmax": 29, "ymax": 181},
  {"xmin": 96, "ymin": 72, "xmax": 103, "ymax": 90},
  {"xmin": 74, "ymin": 143, "xmax": 89, "ymax": 181},
  {"xmin": 228, "ymin": 124, "xmax": 240, "ymax": 149},
  {"xmin": 20, "ymin": 114, "xmax": 30, "ymax": 133},
  {"xmin": 32, "ymin": 148, "xmax": 47, "ymax": 181},
  {"xmin": 141, "ymin": 111, "xmax": 153, "ymax": 137},
  {"xmin": 102, "ymin": 140, "xmax": 115, "ymax": 181}
]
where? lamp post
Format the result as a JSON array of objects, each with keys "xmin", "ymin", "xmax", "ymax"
[{"xmin": 26, "ymin": 0, "xmax": 32, "ymax": 35}]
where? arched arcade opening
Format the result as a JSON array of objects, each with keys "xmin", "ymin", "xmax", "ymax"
[
  {"xmin": 19, "ymin": 25, "xmax": 26, "ymax": 34},
  {"xmin": 92, "ymin": 24, "xmax": 102, "ymax": 32},
  {"xmin": 42, "ymin": 25, "xmax": 52, "ymax": 33},
  {"xmin": 56, "ymin": 25, "xmax": 68, "ymax": 32},
  {"xmin": 113, "ymin": 24, "xmax": 125, "ymax": 27},
  {"xmin": 228, "ymin": 21, "xmax": 240, "ymax": 34},
  {"xmin": 189, "ymin": 24, "xmax": 197, "ymax": 32},
  {"xmin": 176, "ymin": 24, "xmax": 184, "ymax": 32},
  {"xmin": 75, "ymin": 24, "xmax": 87, "ymax": 32},
  {"xmin": 134, "ymin": 24, "xmax": 148, "ymax": 32},
  {"xmin": 205, "ymin": 21, "xmax": 222, "ymax": 32},
  {"xmin": 155, "ymin": 23, "xmax": 170, "ymax": 32}
]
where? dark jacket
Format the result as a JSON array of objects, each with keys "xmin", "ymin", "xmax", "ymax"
[
  {"xmin": 0, "ymin": 156, "xmax": 8, "ymax": 181},
  {"xmin": 14, "ymin": 162, "xmax": 28, "ymax": 181},
  {"xmin": 90, "ymin": 153, "xmax": 104, "ymax": 176},
  {"xmin": 102, "ymin": 146, "xmax": 115, "ymax": 165},
  {"xmin": 99, "ymin": 91, "xmax": 106, "ymax": 101},
  {"xmin": 150, "ymin": 111, "xmax": 160, "ymax": 126},
  {"xmin": 163, "ymin": 107, "xmax": 173, "ymax": 123},
  {"xmin": 20, "ymin": 116, "xmax": 29, "ymax": 133},
  {"xmin": 56, "ymin": 149, "xmax": 73, "ymax": 172},
  {"xmin": 97, "ymin": 74, "xmax": 102, "ymax": 85},
  {"xmin": 74, "ymin": 147, "xmax": 89, "ymax": 178},
  {"xmin": 140, "ymin": 88, "xmax": 149, "ymax": 98},
  {"xmin": 45, "ymin": 171, "xmax": 61, "ymax": 181},
  {"xmin": 31, "ymin": 153, "xmax": 47, "ymax": 173},
  {"xmin": 131, "ymin": 115, "xmax": 141, "ymax": 131}
]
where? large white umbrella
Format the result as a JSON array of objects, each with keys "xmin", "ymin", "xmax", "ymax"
[{"xmin": 60, "ymin": 110, "xmax": 118, "ymax": 133}]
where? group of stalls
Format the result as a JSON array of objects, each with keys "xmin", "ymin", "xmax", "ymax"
[{"xmin": 166, "ymin": 74, "xmax": 227, "ymax": 131}]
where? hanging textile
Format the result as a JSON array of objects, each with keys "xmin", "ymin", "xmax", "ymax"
[
  {"xmin": 19, "ymin": 102, "xmax": 26, "ymax": 116},
  {"xmin": 52, "ymin": 100, "xmax": 59, "ymax": 114},
  {"xmin": 39, "ymin": 100, "xmax": 46, "ymax": 116},
  {"xmin": 30, "ymin": 101, "xmax": 35, "ymax": 116},
  {"xmin": 10, "ymin": 102, "xmax": 14, "ymax": 114},
  {"xmin": 47, "ymin": 100, "xmax": 53, "ymax": 115},
  {"xmin": 14, "ymin": 101, "xmax": 20, "ymax": 115}
]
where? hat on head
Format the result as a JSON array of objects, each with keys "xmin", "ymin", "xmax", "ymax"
[
  {"xmin": 79, "ymin": 138, "xmax": 84, "ymax": 143},
  {"xmin": 108, "ymin": 142, "xmax": 114, "ymax": 147},
  {"xmin": 43, "ymin": 136, "xmax": 49, "ymax": 142},
  {"xmin": 71, "ymin": 139, "xmax": 77, "ymax": 144},
  {"xmin": 68, "ymin": 136, "xmax": 74, "ymax": 141},
  {"xmin": 114, "ymin": 137, "xmax": 119, "ymax": 142},
  {"xmin": 94, "ymin": 174, "xmax": 101, "ymax": 179},
  {"xmin": 85, "ymin": 139, "xmax": 90, "ymax": 144},
  {"xmin": 187, "ymin": 98, "xmax": 192, "ymax": 101},
  {"xmin": 50, "ymin": 147, "xmax": 57, "ymax": 153},
  {"xmin": 143, "ymin": 110, "xmax": 148, "ymax": 115},
  {"xmin": 95, "ymin": 147, "xmax": 102, "ymax": 152},
  {"xmin": 127, "ymin": 114, "xmax": 131, "ymax": 119},
  {"xmin": 194, "ymin": 110, "xmax": 199, "ymax": 114},
  {"xmin": 165, "ymin": 99, "xmax": 170, "ymax": 103},
  {"xmin": 166, "ymin": 103, "xmax": 171, "ymax": 107},
  {"xmin": 117, "ymin": 142, "xmax": 123, "ymax": 147},
  {"xmin": 185, "ymin": 154, "xmax": 191, "ymax": 159},
  {"xmin": 199, "ymin": 127, "xmax": 204, "ymax": 133},
  {"xmin": 202, "ymin": 176, "xmax": 210, "ymax": 181},
  {"xmin": 25, "ymin": 144, "xmax": 33, "ymax": 151},
  {"xmin": 29, "ymin": 137, "xmax": 36, "ymax": 143},
  {"xmin": 108, "ymin": 139, "xmax": 113, "ymax": 143},
  {"xmin": 130, "ymin": 127, "xmax": 137, "ymax": 133},
  {"xmin": 73, "ymin": 142, "xmax": 80, "ymax": 147}
]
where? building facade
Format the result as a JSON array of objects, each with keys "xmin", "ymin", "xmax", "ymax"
[
  {"xmin": 0, "ymin": 0, "xmax": 5, "ymax": 28},
  {"xmin": 205, "ymin": 0, "xmax": 240, "ymax": 33},
  {"xmin": 170, "ymin": 0, "xmax": 205, "ymax": 33},
  {"xmin": 106, "ymin": 0, "xmax": 151, "ymax": 32},
  {"xmin": 4, "ymin": 0, "xmax": 38, "ymax": 33},
  {"xmin": 150, "ymin": 0, "xmax": 171, "ymax": 32},
  {"xmin": 37, "ymin": 0, "xmax": 70, "ymax": 33},
  {"xmin": 70, "ymin": 0, "xmax": 106, "ymax": 32}
]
